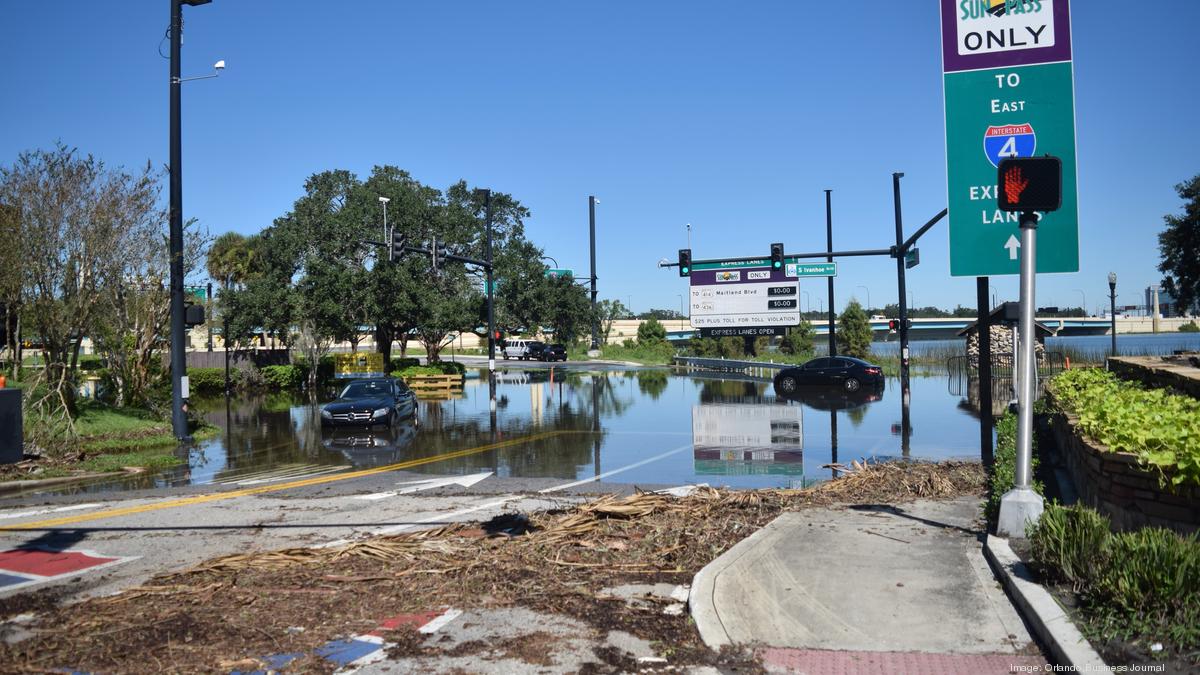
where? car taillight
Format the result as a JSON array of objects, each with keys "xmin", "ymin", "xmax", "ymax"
[{"xmin": 865, "ymin": 367, "xmax": 881, "ymax": 375}]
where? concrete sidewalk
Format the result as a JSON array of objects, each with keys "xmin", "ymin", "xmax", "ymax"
[{"xmin": 691, "ymin": 497, "xmax": 1046, "ymax": 673}]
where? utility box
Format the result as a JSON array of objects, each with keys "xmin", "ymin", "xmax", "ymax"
[{"xmin": 0, "ymin": 388, "xmax": 21, "ymax": 464}]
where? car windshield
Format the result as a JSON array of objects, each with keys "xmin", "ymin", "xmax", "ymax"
[{"xmin": 339, "ymin": 381, "xmax": 390, "ymax": 399}]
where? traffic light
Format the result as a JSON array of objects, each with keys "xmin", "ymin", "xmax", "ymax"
[
  {"xmin": 997, "ymin": 156, "xmax": 1062, "ymax": 213},
  {"xmin": 678, "ymin": 249, "xmax": 691, "ymax": 277},
  {"xmin": 770, "ymin": 243, "xmax": 784, "ymax": 270},
  {"xmin": 888, "ymin": 319, "xmax": 898, "ymax": 332},
  {"xmin": 184, "ymin": 304, "xmax": 205, "ymax": 327},
  {"xmin": 390, "ymin": 229, "xmax": 406, "ymax": 262}
]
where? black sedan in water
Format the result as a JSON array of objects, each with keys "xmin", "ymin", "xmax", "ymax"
[
  {"xmin": 320, "ymin": 377, "xmax": 417, "ymax": 428},
  {"xmin": 773, "ymin": 356, "xmax": 884, "ymax": 395}
]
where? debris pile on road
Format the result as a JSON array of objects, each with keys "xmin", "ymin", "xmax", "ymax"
[{"xmin": 0, "ymin": 460, "xmax": 986, "ymax": 674}]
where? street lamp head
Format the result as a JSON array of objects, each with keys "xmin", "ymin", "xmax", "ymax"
[
  {"xmin": 1108, "ymin": 271, "xmax": 1117, "ymax": 287},
  {"xmin": 378, "ymin": 196, "xmax": 390, "ymax": 204},
  {"xmin": 657, "ymin": 258, "xmax": 670, "ymax": 268},
  {"xmin": 213, "ymin": 60, "xmax": 226, "ymax": 71}
]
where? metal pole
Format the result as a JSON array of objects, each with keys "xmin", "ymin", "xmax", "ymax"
[
  {"xmin": 1015, "ymin": 214, "xmax": 1038, "ymax": 489},
  {"xmin": 996, "ymin": 212, "xmax": 1044, "ymax": 538},
  {"xmin": 223, "ymin": 310, "xmax": 231, "ymax": 396},
  {"xmin": 977, "ymin": 277, "xmax": 993, "ymax": 467},
  {"xmin": 484, "ymin": 190, "xmax": 495, "ymax": 373},
  {"xmin": 589, "ymin": 196, "xmax": 599, "ymax": 351},
  {"xmin": 893, "ymin": 173, "xmax": 909, "ymax": 392},
  {"xmin": 824, "ymin": 190, "xmax": 836, "ymax": 356},
  {"xmin": 206, "ymin": 281, "xmax": 213, "ymax": 352},
  {"xmin": 168, "ymin": 0, "xmax": 190, "ymax": 441},
  {"xmin": 1109, "ymin": 279, "xmax": 1117, "ymax": 356}
]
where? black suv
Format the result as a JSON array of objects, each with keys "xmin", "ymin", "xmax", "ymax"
[{"xmin": 539, "ymin": 344, "xmax": 567, "ymax": 362}]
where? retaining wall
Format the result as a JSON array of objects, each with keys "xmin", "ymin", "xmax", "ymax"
[
  {"xmin": 1107, "ymin": 355, "xmax": 1200, "ymax": 399},
  {"xmin": 1051, "ymin": 411, "xmax": 1200, "ymax": 534}
]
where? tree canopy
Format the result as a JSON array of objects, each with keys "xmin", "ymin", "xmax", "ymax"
[{"xmin": 1158, "ymin": 174, "xmax": 1200, "ymax": 314}]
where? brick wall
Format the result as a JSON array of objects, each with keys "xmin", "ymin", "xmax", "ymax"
[{"xmin": 1051, "ymin": 411, "xmax": 1200, "ymax": 534}]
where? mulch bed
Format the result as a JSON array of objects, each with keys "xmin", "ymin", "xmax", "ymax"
[{"xmin": 0, "ymin": 460, "xmax": 986, "ymax": 674}]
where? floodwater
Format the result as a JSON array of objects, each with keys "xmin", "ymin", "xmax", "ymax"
[{"xmin": 19, "ymin": 332, "xmax": 1196, "ymax": 497}]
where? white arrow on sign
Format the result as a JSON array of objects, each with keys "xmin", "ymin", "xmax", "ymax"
[
  {"xmin": 1004, "ymin": 235, "xmax": 1021, "ymax": 260},
  {"xmin": 357, "ymin": 471, "xmax": 494, "ymax": 500}
]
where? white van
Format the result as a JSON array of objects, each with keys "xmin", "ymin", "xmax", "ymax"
[{"xmin": 502, "ymin": 339, "xmax": 535, "ymax": 360}]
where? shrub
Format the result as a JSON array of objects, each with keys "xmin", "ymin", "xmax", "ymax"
[
  {"xmin": 186, "ymin": 367, "xmax": 234, "ymax": 395},
  {"xmin": 1028, "ymin": 503, "xmax": 1111, "ymax": 589},
  {"xmin": 1180, "ymin": 321, "xmax": 1200, "ymax": 333},
  {"xmin": 392, "ymin": 361, "xmax": 464, "ymax": 378},
  {"xmin": 637, "ymin": 317, "xmax": 667, "ymax": 345},
  {"xmin": 985, "ymin": 411, "xmax": 1044, "ymax": 526},
  {"xmin": 260, "ymin": 364, "xmax": 308, "ymax": 390},
  {"xmin": 779, "ymin": 321, "xmax": 814, "ymax": 356},
  {"xmin": 1029, "ymin": 503, "xmax": 1200, "ymax": 648},
  {"xmin": 389, "ymin": 357, "xmax": 421, "ymax": 372},
  {"xmin": 1049, "ymin": 368, "xmax": 1200, "ymax": 486},
  {"xmin": 837, "ymin": 300, "xmax": 873, "ymax": 359}
]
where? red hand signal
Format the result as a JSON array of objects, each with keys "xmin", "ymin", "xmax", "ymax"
[{"xmin": 1004, "ymin": 166, "xmax": 1030, "ymax": 205}]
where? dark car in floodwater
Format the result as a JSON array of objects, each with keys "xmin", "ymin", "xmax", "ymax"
[
  {"xmin": 320, "ymin": 377, "xmax": 417, "ymax": 428},
  {"xmin": 773, "ymin": 357, "xmax": 884, "ymax": 395}
]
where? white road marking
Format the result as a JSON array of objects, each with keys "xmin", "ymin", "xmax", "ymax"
[
  {"xmin": 233, "ymin": 466, "xmax": 347, "ymax": 486},
  {"xmin": 418, "ymin": 608, "xmax": 463, "ymax": 634},
  {"xmin": 537, "ymin": 444, "xmax": 692, "ymax": 493},
  {"xmin": 0, "ymin": 503, "xmax": 102, "ymax": 521},
  {"xmin": 356, "ymin": 471, "xmax": 494, "ymax": 501}
]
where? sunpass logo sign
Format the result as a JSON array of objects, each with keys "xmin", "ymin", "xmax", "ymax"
[{"xmin": 956, "ymin": 0, "xmax": 1055, "ymax": 57}]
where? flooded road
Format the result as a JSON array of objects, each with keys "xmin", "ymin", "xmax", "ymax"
[{"xmin": 22, "ymin": 365, "xmax": 991, "ymax": 496}]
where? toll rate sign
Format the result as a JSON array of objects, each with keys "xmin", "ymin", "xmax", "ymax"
[{"xmin": 688, "ymin": 263, "xmax": 800, "ymax": 329}]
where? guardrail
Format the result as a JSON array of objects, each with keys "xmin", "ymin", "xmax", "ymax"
[{"xmin": 673, "ymin": 356, "xmax": 788, "ymax": 379}]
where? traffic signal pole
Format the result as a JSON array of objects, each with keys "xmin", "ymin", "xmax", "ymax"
[
  {"xmin": 589, "ymin": 196, "xmax": 599, "ymax": 352},
  {"xmin": 168, "ymin": 0, "xmax": 191, "ymax": 442},
  {"xmin": 893, "ymin": 173, "xmax": 910, "ymax": 393},
  {"xmin": 825, "ymin": 190, "xmax": 836, "ymax": 356}
]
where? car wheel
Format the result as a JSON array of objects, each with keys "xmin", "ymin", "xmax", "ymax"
[
  {"xmin": 844, "ymin": 377, "xmax": 861, "ymax": 392},
  {"xmin": 776, "ymin": 376, "xmax": 798, "ymax": 394}
]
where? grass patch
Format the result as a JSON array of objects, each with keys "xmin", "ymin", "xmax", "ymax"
[
  {"xmin": 569, "ymin": 342, "xmax": 676, "ymax": 365},
  {"xmin": 985, "ymin": 411, "xmax": 1044, "ymax": 528},
  {"xmin": 77, "ymin": 449, "xmax": 184, "ymax": 473}
]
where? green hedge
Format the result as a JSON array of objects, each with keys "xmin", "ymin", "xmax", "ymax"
[
  {"xmin": 1049, "ymin": 368, "xmax": 1200, "ymax": 487},
  {"xmin": 985, "ymin": 411, "xmax": 1044, "ymax": 526},
  {"xmin": 389, "ymin": 357, "xmax": 422, "ymax": 371},
  {"xmin": 187, "ymin": 367, "xmax": 235, "ymax": 395},
  {"xmin": 260, "ymin": 364, "xmax": 308, "ymax": 390},
  {"xmin": 392, "ymin": 361, "xmax": 465, "ymax": 378},
  {"xmin": 1029, "ymin": 503, "xmax": 1200, "ymax": 648}
]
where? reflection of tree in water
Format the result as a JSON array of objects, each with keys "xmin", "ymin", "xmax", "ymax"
[
  {"xmin": 845, "ymin": 405, "xmax": 867, "ymax": 428},
  {"xmin": 193, "ymin": 393, "xmax": 347, "ymax": 479},
  {"xmin": 698, "ymin": 379, "xmax": 767, "ymax": 404},
  {"xmin": 636, "ymin": 370, "xmax": 669, "ymax": 400}
]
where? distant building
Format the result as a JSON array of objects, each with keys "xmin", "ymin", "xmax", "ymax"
[{"xmin": 1145, "ymin": 287, "xmax": 1179, "ymax": 318}]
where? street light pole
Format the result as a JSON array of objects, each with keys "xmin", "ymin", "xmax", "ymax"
[
  {"xmin": 1073, "ymin": 288, "xmax": 1086, "ymax": 316},
  {"xmin": 168, "ymin": 0, "xmax": 202, "ymax": 442},
  {"xmin": 1109, "ymin": 272, "xmax": 1117, "ymax": 356},
  {"xmin": 893, "ymin": 173, "xmax": 910, "ymax": 393},
  {"xmin": 484, "ymin": 190, "xmax": 495, "ymax": 373},
  {"xmin": 856, "ymin": 285, "xmax": 871, "ymax": 313}
]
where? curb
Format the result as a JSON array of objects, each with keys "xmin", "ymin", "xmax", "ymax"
[
  {"xmin": 689, "ymin": 513, "xmax": 788, "ymax": 648},
  {"xmin": 983, "ymin": 535, "xmax": 1113, "ymax": 673}
]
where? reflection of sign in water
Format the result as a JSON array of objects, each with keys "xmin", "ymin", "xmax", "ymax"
[
  {"xmin": 691, "ymin": 404, "xmax": 803, "ymax": 476},
  {"xmin": 334, "ymin": 352, "xmax": 386, "ymax": 379}
]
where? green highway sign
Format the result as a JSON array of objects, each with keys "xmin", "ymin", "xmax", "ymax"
[
  {"xmin": 941, "ymin": 0, "xmax": 1078, "ymax": 277},
  {"xmin": 905, "ymin": 248, "xmax": 920, "ymax": 269},
  {"xmin": 544, "ymin": 268, "xmax": 574, "ymax": 279},
  {"xmin": 691, "ymin": 258, "xmax": 837, "ymax": 277},
  {"xmin": 185, "ymin": 286, "xmax": 208, "ymax": 302}
]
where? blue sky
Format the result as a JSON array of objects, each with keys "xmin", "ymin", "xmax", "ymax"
[{"xmin": 2, "ymin": 1, "xmax": 1197, "ymax": 316}]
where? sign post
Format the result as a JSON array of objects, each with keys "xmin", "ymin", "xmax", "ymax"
[
  {"xmin": 942, "ymin": 0, "xmax": 1078, "ymax": 278},
  {"xmin": 994, "ymin": 155, "xmax": 1063, "ymax": 538}
]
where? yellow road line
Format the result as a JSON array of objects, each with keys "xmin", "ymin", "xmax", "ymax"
[{"xmin": 2, "ymin": 430, "xmax": 578, "ymax": 531}]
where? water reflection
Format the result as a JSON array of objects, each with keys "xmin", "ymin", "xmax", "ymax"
[{"xmin": 21, "ymin": 366, "xmax": 992, "ymax": 497}]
